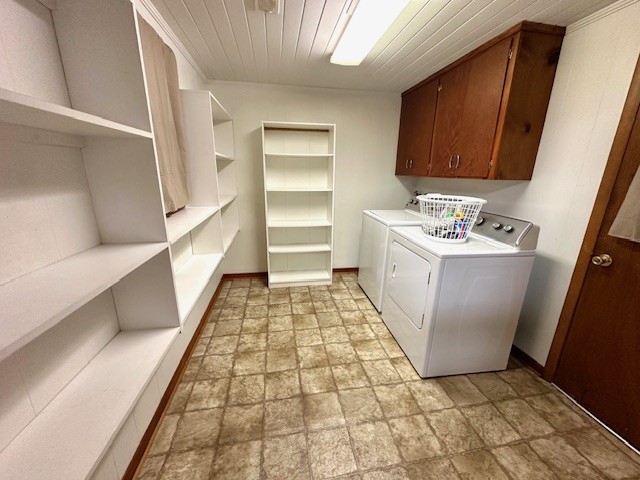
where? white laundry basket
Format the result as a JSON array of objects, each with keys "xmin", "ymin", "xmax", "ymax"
[{"xmin": 417, "ymin": 194, "xmax": 487, "ymax": 243}]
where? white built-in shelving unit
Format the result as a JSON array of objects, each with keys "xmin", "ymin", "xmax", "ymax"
[
  {"xmin": 262, "ymin": 122, "xmax": 336, "ymax": 288},
  {"xmin": 0, "ymin": 1, "xmax": 237, "ymax": 479}
]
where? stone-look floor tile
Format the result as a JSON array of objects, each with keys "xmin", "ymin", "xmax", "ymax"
[
  {"xmin": 227, "ymin": 286, "xmax": 249, "ymax": 297},
  {"xmin": 349, "ymin": 421, "xmax": 402, "ymax": 470},
  {"xmin": 321, "ymin": 326, "xmax": 350, "ymax": 344},
  {"xmin": 406, "ymin": 380, "xmax": 454, "ymax": 412},
  {"xmin": 266, "ymin": 348, "xmax": 297, "ymax": 372},
  {"xmin": 267, "ymin": 330, "xmax": 295, "ymax": 350},
  {"xmin": 262, "ymin": 433, "xmax": 310, "ymax": 479},
  {"xmin": 495, "ymin": 399, "xmax": 555, "ymax": 438},
  {"xmin": 363, "ymin": 312, "xmax": 383, "ymax": 323},
  {"xmin": 563, "ymin": 429, "xmax": 640, "ymax": 479},
  {"xmin": 296, "ymin": 328, "xmax": 324, "ymax": 347},
  {"xmin": 374, "ymin": 384, "xmax": 420, "ymax": 418},
  {"xmin": 171, "ymin": 408, "xmax": 223, "ymax": 451},
  {"xmin": 338, "ymin": 387, "xmax": 384, "ymax": 424},
  {"xmin": 361, "ymin": 467, "xmax": 410, "ymax": 480},
  {"xmin": 437, "ymin": 376, "xmax": 488, "ymax": 406},
  {"xmin": 308, "ymin": 427, "xmax": 358, "ymax": 478},
  {"xmin": 293, "ymin": 313, "xmax": 319, "ymax": 329},
  {"xmin": 244, "ymin": 304, "xmax": 269, "ymax": 318},
  {"xmin": 265, "ymin": 397, "xmax": 305, "ymax": 436},
  {"xmin": 208, "ymin": 309, "xmax": 221, "ymax": 323},
  {"xmin": 346, "ymin": 324, "xmax": 376, "ymax": 341},
  {"xmin": 314, "ymin": 300, "xmax": 338, "ymax": 312},
  {"xmin": 325, "ymin": 342, "xmax": 359, "ymax": 365},
  {"xmin": 291, "ymin": 292, "xmax": 313, "ymax": 303},
  {"xmin": 492, "ymin": 443, "xmax": 557, "ymax": 480},
  {"xmin": 219, "ymin": 307, "xmax": 245, "ymax": 321},
  {"xmin": 297, "ymin": 345, "xmax": 329, "ymax": 368},
  {"xmin": 224, "ymin": 295, "xmax": 247, "ymax": 306},
  {"xmin": 230, "ymin": 278, "xmax": 251, "ymax": 287},
  {"xmin": 292, "ymin": 301, "xmax": 315, "ymax": 314},
  {"xmin": 242, "ymin": 317, "xmax": 268, "ymax": 333},
  {"xmin": 246, "ymin": 295, "xmax": 268, "ymax": 306},
  {"xmin": 219, "ymin": 404, "xmax": 264, "ymax": 444},
  {"xmin": 228, "ymin": 374, "xmax": 264, "ymax": 405},
  {"xmin": 192, "ymin": 337, "xmax": 208, "ymax": 357},
  {"xmin": 391, "ymin": 357, "xmax": 421, "ymax": 382},
  {"xmin": 136, "ymin": 454, "xmax": 165, "ymax": 479},
  {"xmin": 213, "ymin": 320, "xmax": 242, "ymax": 336},
  {"xmin": 303, "ymin": 392, "xmax": 346, "ymax": 430},
  {"xmin": 330, "ymin": 289, "xmax": 352, "ymax": 300},
  {"xmin": 530, "ymin": 436, "xmax": 604, "ymax": 479},
  {"xmin": 336, "ymin": 299, "xmax": 360, "ymax": 311},
  {"xmin": 269, "ymin": 303, "xmax": 292, "ymax": 317},
  {"xmin": 210, "ymin": 440, "xmax": 261, "ymax": 480},
  {"xmin": 362, "ymin": 359, "xmax": 403, "ymax": 385},
  {"xmin": 300, "ymin": 366, "xmax": 336, "ymax": 394},
  {"xmin": 389, "ymin": 414, "xmax": 443, "ymax": 462},
  {"xmin": 461, "ymin": 404, "xmax": 520, "ymax": 446},
  {"xmin": 332, "ymin": 363, "xmax": 370, "ymax": 389},
  {"xmin": 353, "ymin": 340, "xmax": 388, "ymax": 361},
  {"xmin": 186, "ymin": 378, "xmax": 229, "ymax": 410},
  {"xmin": 167, "ymin": 382, "xmax": 192, "ymax": 414},
  {"xmin": 450, "ymin": 450, "xmax": 509, "ymax": 480},
  {"xmin": 149, "ymin": 414, "xmax": 180, "ymax": 455},
  {"xmin": 467, "ymin": 372, "xmax": 518, "ymax": 401},
  {"xmin": 237, "ymin": 333, "xmax": 267, "ymax": 352},
  {"xmin": 201, "ymin": 322, "xmax": 216, "ymax": 338},
  {"xmin": 340, "ymin": 310, "xmax": 367, "ymax": 325},
  {"xmin": 316, "ymin": 311, "xmax": 343, "ymax": 327},
  {"xmin": 268, "ymin": 315, "xmax": 293, "ymax": 331},
  {"xmin": 311, "ymin": 290, "xmax": 332, "ymax": 301},
  {"xmin": 526, "ymin": 393, "xmax": 590, "ymax": 432},
  {"xmin": 233, "ymin": 351, "xmax": 266, "ymax": 376},
  {"xmin": 497, "ymin": 368, "xmax": 551, "ymax": 396},
  {"xmin": 265, "ymin": 370, "xmax": 300, "ymax": 400},
  {"xmin": 206, "ymin": 335, "xmax": 239, "ymax": 355},
  {"xmin": 405, "ymin": 458, "xmax": 460, "ymax": 480},
  {"xmin": 427, "ymin": 408, "xmax": 484, "ymax": 454},
  {"xmin": 183, "ymin": 356, "xmax": 203, "ymax": 382},
  {"xmin": 198, "ymin": 354, "xmax": 233, "ymax": 380},
  {"xmin": 378, "ymin": 338, "xmax": 405, "ymax": 358},
  {"xmin": 268, "ymin": 292, "xmax": 290, "ymax": 304},
  {"xmin": 370, "ymin": 323, "xmax": 393, "ymax": 339},
  {"xmin": 159, "ymin": 449, "xmax": 214, "ymax": 480}
]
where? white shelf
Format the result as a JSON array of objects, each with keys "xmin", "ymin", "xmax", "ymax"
[
  {"xmin": 224, "ymin": 228, "xmax": 239, "ymax": 253},
  {"xmin": 174, "ymin": 253, "xmax": 224, "ymax": 321},
  {"xmin": 265, "ymin": 153, "xmax": 333, "ymax": 157},
  {"xmin": 0, "ymin": 243, "xmax": 167, "ymax": 362},
  {"xmin": 0, "ymin": 327, "xmax": 179, "ymax": 480},
  {"xmin": 220, "ymin": 194, "xmax": 237, "ymax": 209},
  {"xmin": 216, "ymin": 152, "xmax": 234, "ymax": 163},
  {"xmin": 269, "ymin": 244, "xmax": 331, "ymax": 254},
  {"xmin": 266, "ymin": 187, "xmax": 333, "ymax": 192},
  {"xmin": 0, "ymin": 88, "xmax": 153, "ymax": 138},
  {"xmin": 270, "ymin": 270, "xmax": 332, "ymax": 286},
  {"xmin": 268, "ymin": 219, "xmax": 332, "ymax": 228},
  {"xmin": 165, "ymin": 206, "xmax": 219, "ymax": 245},
  {"xmin": 210, "ymin": 93, "xmax": 232, "ymax": 125}
]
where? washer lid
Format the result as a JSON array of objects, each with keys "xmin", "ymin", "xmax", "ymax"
[
  {"xmin": 364, "ymin": 210, "xmax": 422, "ymax": 226},
  {"xmin": 390, "ymin": 226, "xmax": 534, "ymax": 258}
]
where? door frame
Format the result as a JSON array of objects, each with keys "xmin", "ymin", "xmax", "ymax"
[{"xmin": 544, "ymin": 55, "xmax": 640, "ymax": 381}]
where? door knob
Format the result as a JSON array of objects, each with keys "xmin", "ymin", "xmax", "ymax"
[{"xmin": 591, "ymin": 254, "xmax": 613, "ymax": 267}]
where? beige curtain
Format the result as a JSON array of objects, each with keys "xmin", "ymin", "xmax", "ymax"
[{"xmin": 138, "ymin": 17, "xmax": 190, "ymax": 215}]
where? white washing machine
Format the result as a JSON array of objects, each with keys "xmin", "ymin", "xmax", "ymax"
[
  {"xmin": 357, "ymin": 207, "xmax": 421, "ymax": 311},
  {"xmin": 382, "ymin": 212, "xmax": 538, "ymax": 377}
]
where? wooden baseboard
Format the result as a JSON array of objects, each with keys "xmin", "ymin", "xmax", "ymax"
[
  {"xmin": 123, "ymin": 280, "xmax": 225, "ymax": 480},
  {"xmin": 510, "ymin": 345, "xmax": 545, "ymax": 377},
  {"xmin": 221, "ymin": 268, "xmax": 359, "ymax": 279}
]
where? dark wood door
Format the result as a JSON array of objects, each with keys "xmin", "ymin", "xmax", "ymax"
[
  {"xmin": 396, "ymin": 80, "xmax": 438, "ymax": 176},
  {"xmin": 554, "ymin": 106, "xmax": 640, "ymax": 449},
  {"xmin": 430, "ymin": 38, "xmax": 511, "ymax": 178}
]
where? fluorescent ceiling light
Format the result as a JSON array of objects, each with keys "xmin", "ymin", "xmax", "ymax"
[{"xmin": 330, "ymin": 0, "xmax": 411, "ymax": 66}]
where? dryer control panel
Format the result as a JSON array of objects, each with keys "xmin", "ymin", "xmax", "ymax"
[{"xmin": 473, "ymin": 212, "xmax": 539, "ymax": 251}]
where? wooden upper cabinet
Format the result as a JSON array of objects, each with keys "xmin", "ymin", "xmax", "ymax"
[
  {"xmin": 395, "ymin": 79, "xmax": 438, "ymax": 176},
  {"xmin": 397, "ymin": 21, "xmax": 565, "ymax": 180}
]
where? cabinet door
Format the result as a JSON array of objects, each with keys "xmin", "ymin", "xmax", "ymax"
[
  {"xmin": 430, "ymin": 38, "xmax": 512, "ymax": 178},
  {"xmin": 395, "ymin": 79, "xmax": 438, "ymax": 176}
]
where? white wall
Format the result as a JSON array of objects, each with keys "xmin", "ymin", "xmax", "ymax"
[
  {"xmin": 206, "ymin": 81, "xmax": 410, "ymax": 272},
  {"xmin": 412, "ymin": 0, "xmax": 640, "ymax": 365}
]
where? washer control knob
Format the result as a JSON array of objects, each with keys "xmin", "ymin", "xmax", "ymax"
[
  {"xmin": 476, "ymin": 217, "xmax": 485, "ymax": 225},
  {"xmin": 504, "ymin": 225, "xmax": 514, "ymax": 233},
  {"xmin": 492, "ymin": 222, "xmax": 503, "ymax": 230}
]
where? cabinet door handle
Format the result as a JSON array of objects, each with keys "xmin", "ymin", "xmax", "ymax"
[
  {"xmin": 409, "ymin": 159, "xmax": 413, "ymax": 169},
  {"xmin": 455, "ymin": 154, "xmax": 461, "ymax": 168},
  {"xmin": 448, "ymin": 156, "xmax": 453, "ymax": 169}
]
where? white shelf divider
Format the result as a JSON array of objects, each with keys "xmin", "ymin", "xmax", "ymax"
[
  {"xmin": 268, "ymin": 243, "xmax": 331, "ymax": 254},
  {"xmin": 264, "ymin": 153, "xmax": 334, "ymax": 157},
  {"xmin": 174, "ymin": 253, "xmax": 224, "ymax": 321},
  {"xmin": 0, "ymin": 243, "xmax": 167, "ymax": 362},
  {"xmin": 215, "ymin": 152, "xmax": 233, "ymax": 163},
  {"xmin": 267, "ymin": 219, "xmax": 332, "ymax": 228},
  {"xmin": 0, "ymin": 327, "xmax": 179, "ymax": 480},
  {"xmin": 223, "ymin": 229, "xmax": 239, "ymax": 254},
  {"xmin": 270, "ymin": 270, "xmax": 332, "ymax": 286},
  {"xmin": 0, "ymin": 88, "xmax": 153, "ymax": 139},
  {"xmin": 266, "ymin": 187, "xmax": 333, "ymax": 192},
  {"xmin": 219, "ymin": 193, "xmax": 237, "ymax": 209},
  {"xmin": 165, "ymin": 206, "xmax": 219, "ymax": 245}
]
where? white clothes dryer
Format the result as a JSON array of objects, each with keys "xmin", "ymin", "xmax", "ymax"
[{"xmin": 382, "ymin": 212, "xmax": 539, "ymax": 377}]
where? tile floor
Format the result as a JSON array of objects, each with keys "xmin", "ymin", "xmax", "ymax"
[{"xmin": 136, "ymin": 273, "xmax": 640, "ymax": 480}]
